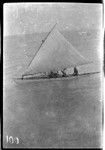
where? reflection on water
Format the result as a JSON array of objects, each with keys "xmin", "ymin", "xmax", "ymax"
[{"xmin": 3, "ymin": 73, "xmax": 102, "ymax": 148}]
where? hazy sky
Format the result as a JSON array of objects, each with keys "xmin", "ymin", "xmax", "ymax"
[{"xmin": 4, "ymin": 3, "xmax": 103, "ymax": 36}]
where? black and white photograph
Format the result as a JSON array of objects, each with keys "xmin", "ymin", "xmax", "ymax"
[{"xmin": 3, "ymin": 2, "xmax": 103, "ymax": 148}]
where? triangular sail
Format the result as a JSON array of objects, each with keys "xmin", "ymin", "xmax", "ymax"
[{"xmin": 23, "ymin": 26, "xmax": 90, "ymax": 75}]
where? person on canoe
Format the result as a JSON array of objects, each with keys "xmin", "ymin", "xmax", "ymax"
[
  {"xmin": 22, "ymin": 75, "xmax": 24, "ymax": 80},
  {"xmin": 48, "ymin": 71, "xmax": 59, "ymax": 78},
  {"xmin": 61, "ymin": 68, "xmax": 67, "ymax": 77},
  {"xmin": 73, "ymin": 66, "xmax": 78, "ymax": 76}
]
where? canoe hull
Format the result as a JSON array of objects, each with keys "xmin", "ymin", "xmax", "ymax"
[{"xmin": 13, "ymin": 72, "xmax": 100, "ymax": 84}]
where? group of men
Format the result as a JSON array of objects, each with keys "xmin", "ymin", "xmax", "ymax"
[
  {"xmin": 48, "ymin": 67, "xmax": 78, "ymax": 78},
  {"xmin": 22, "ymin": 67, "xmax": 78, "ymax": 79}
]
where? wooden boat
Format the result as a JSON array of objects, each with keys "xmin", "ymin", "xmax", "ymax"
[
  {"xmin": 13, "ymin": 72, "xmax": 100, "ymax": 85},
  {"xmin": 13, "ymin": 23, "xmax": 92, "ymax": 84}
]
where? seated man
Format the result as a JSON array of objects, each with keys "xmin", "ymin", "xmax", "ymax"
[
  {"xmin": 22, "ymin": 75, "xmax": 24, "ymax": 80},
  {"xmin": 73, "ymin": 67, "xmax": 78, "ymax": 76},
  {"xmin": 61, "ymin": 68, "xmax": 67, "ymax": 77},
  {"xmin": 48, "ymin": 71, "xmax": 54, "ymax": 78},
  {"xmin": 48, "ymin": 71, "xmax": 59, "ymax": 78}
]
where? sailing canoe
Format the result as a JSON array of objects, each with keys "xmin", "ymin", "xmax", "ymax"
[{"xmin": 14, "ymin": 23, "xmax": 92, "ymax": 83}]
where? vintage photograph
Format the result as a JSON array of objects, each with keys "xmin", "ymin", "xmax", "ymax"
[{"xmin": 3, "ymin": 3, "xmax": 103, "ymax": 148}]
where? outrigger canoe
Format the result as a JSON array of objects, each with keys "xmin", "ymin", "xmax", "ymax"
[
  {"xmin": 13, "ymin": 23, "xmax": 93, "ymax": 84},
  {"xmin": 13, "ymin": 72, "xmax": 100, "ymax": 84}
]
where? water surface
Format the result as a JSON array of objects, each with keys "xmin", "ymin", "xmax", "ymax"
[{"xmin": 3, "ymin": 73, "xmax": 102, "ymax": 148}]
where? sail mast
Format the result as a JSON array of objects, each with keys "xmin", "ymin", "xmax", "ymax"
[{"xmin": 27, "ymin": 23, "xmax": 57, "ymax": 69}]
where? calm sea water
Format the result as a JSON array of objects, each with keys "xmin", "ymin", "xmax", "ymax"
[{"xmin": 3, "ymin": 73, "xmax": 102, "ymax": 148}]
